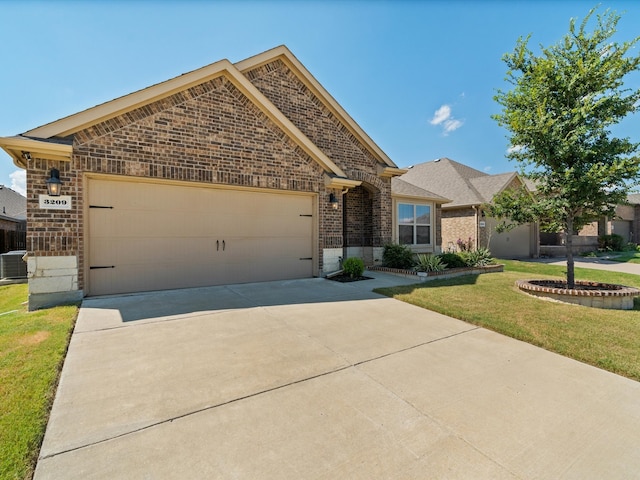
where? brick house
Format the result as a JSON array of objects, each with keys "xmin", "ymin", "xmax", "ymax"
[
  {"xmin": 398, "ymin": 158, "xmax": 539, "ymax": 258},
  {"xmin": 576, "ymin": 193, "xmax": 640, "ymax": 244},
  {"xmin": 0, "ymin": 185, "xmax": 26, "ymax": 253},
  {"xmin": 0, "ymin": 46, "xmax": 442, "ymax": 309}
]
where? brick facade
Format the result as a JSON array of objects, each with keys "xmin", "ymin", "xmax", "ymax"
[
  {"xmin": 244, "ymin": 60, "xmax": 393, "ymax": 248},
  {"xmin": 27, "ymin": 75, "xmax": 332, "ymax": 291},
  {"xmin": 21, "ymin": 48, "xmax": 401, "ymax": 305},
  {"xmin": 441, "ymin": 208, "xmax": 477, "ymax": 252}
]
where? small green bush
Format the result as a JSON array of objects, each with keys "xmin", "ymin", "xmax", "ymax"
[
  {"xmin": 598, "ymin": 234, "xmax": 625, "ymax": 252},
  {"xmin": 462, "ymin": 247, "xmax": 493, "ymax": 267},
  {"xmin": 382, "ymin": 243, "xmax": 415, "ymax": 269},
  {"xmin": 342, "ymin": 257, "xmax": 364, "ymax": 278},
  {"xmin": 438, "ymin": 252, "xmax": 466, "ymax": 269},
  {"xmin": 415, "ymin": 254, "xmax": 447, "ymax": 272}
]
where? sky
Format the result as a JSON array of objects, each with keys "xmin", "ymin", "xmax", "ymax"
[{"xmin": 1, "ymin": 0, "xmax": 639, "ymax": 197}]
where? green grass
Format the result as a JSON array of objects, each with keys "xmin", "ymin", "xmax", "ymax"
[
  {"xmin": 375, "ymin": 259, "xmax": 640, "ymax": 382},
  {"xmin": 611, "ymin": 251, "xmax": 640, "ymax": 264},
  {"xmin": 0, "ymin": 284, "xmax": 78, "ymax": 480}
]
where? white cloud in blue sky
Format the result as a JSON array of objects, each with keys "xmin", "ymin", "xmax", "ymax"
[
  {"xmin": 10, "ymin": 170, "xmax": 26, "ymax": 196},
  {"xmin": 507, "ymin": 145, "xmax": 525, "ymax": 155},
  {"xmin": 429, "ymin": 105, "xmax": 463, "ymax": 135}
]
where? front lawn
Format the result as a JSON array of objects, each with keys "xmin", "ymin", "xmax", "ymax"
[
  {"xmin": 612, "ymin": 250, "xmax": 640, "ymax": 264},
  {"xmin": 375, "ymin": 259, "xmax": 640, "ymax": 382},
  {"xmin": 0, "ymin": 284, "xmax": 78, "ymax": 480}
]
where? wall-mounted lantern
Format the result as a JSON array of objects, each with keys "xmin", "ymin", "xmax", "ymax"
[
  {"xmin": 46, "ymin": 168, "xmax": 62, "ymax": 197},
  {"xmin": 329, "ymin": 192, "xmax": 339, "ymax": 210}
]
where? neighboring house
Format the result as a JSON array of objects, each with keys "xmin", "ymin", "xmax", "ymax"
[
  {"xmin": 628, "ymin": 193, "xmax": 640, "ymax": 243},
  {"xmin": 390, "ymin": 178, "xmax": 450, "ymax": 255},
  {"xmin": 0, "ymin": 45, "xmax": 419, "ymax": 309},
  {"xmin": 577, "ymin": 193, "xmax": 640, "ymax": 243},
  {"xmin": 0, "ymin": 185, "xmax": 26, "ymax": 253},
  {"xmin": 397, "ymin": 158, "xmax": 539, "ymax": 259},
  {"xmin": 540, "ymin": 193, "xmax": 640, "ymax": 254}
]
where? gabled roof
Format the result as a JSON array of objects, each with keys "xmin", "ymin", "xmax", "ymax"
[
  {"xmin": 236, "ymin": 46, "xmax": 397, "ymax": 169},
  {"xmin": 0, "ymin": 185, "xmax": 26, "ymax": 220},
  {"xmin": 391, "ymin": 178, "xmax": 450, "ymax": 203},
  {"xmin": 398, "ymin": 157, "xmax": 523, "ymax": 209},
  {"xmin": 0, "ymin": 46, "xmax": 400, "ymax": 187}
]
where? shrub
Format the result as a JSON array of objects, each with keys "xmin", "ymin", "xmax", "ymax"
[
  {"xmin": 438, "ymin": 252, "xmax": 466, "ymax": 269},
  {"xmin": 342, "ymin": 257, "xmax": 364, "ymax": 278},
  {"xmin": 415, "ymin": 254, "xmax": 447, "ymax": 272},
  {"xmin": 462, "ymin": 247, "xmax": 493, "ymax": 267},
  {"xmin": 382, "ymin": 243, "xmax": 415, "ymax": 269},
  {"xmin": 598, "ymin": 234, "xmax": 626, "ymax": 252}
]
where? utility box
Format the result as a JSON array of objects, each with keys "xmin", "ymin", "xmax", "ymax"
[{"xmin": 1, "ymin": 250, "xmax": 27, "ymax": 278}]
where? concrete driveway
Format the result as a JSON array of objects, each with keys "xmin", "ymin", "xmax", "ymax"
[{"xmin": 35, "ymin": 271, "xmax": 640, "ymax": 479}]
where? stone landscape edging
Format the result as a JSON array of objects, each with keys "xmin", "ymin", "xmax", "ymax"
[
  {"xmin": 368, "ymin": 264, "xmax": 504, "ymax": 282},
  {"xmin": 516, "ymin": 279, "xmax": 640, "ymax": 310}
]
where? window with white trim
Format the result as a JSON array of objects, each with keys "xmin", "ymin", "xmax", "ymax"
[{"xmin": 398, "ymin": 203, "xmax": 431, "ymax": 245}]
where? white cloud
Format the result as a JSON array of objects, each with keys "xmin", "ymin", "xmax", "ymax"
[
  {"xmin": 507, "ymin": 145, "xmax": 525, "ymax": 154},
  {"xmin": 430, "ymin": 104, "xmax": 463, "ymax": 135},
  {"xmin": 10, "ymin": 170, "xmax": 26, "ymax": 196},
  {"xmin": 483, "ymin": 166, "xmax": 492, "ymax": 173},
  {"xmin": 430, "ymin": 105, "xmax": 452, "ymax": 126},
  {"xmin": 443, "ymin": 119, "xmax": 463, "ymax": 134}
]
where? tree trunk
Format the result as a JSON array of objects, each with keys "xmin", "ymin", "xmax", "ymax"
[{"xmin": 565, "ymin": 216, "xmax": 575, "ymax": 289}]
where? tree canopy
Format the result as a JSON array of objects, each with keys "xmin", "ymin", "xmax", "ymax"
[{"xmin": 492, "ymin": 7, "xmax": 640, "ymax": 287}]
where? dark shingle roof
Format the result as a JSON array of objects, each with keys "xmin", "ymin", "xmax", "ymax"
[
  {"xmin": 398, "ymin": 158, "xmax": 523, "ymax": 209},
  {"xmin": 391, "ymin": 178, "xmax": 450, "ymax": 203},
  {"xmin": 0, "ymin": 185, "xmax": 27, "ymax": 220}
]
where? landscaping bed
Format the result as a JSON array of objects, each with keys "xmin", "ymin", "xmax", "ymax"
[{"xmin": 369, "ymin": 263, "xmax": 504, "ymax": 281}]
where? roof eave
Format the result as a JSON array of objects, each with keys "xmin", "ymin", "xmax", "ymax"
[
  {"xmin": 392, "ymin": 192, "xmax": 451, "ymax": 204},
  {"xmin": 12, "ymin": 52, "xmax": 350, "ymax": 179},
  {"xmin": 0, "ymin": 136, "xmax": 73, "ymax": 168},
  {"xmin": 378, "ymin": 165, "xmax": 408, "ymax": 178},
  {"xmin": 324, "ymin": 175, "xmax": 362, "ymax": 190}
]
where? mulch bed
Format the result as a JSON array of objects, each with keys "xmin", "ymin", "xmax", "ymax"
[{"xmin": 327, "ymin": 275, "xmax": 373, "ymax": 283}]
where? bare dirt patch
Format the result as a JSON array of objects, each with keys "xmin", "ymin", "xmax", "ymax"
[{"xmin": 18, "ymin": 331, "xmax": 51, "ymax": 346}]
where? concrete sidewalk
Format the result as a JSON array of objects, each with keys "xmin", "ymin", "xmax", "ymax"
[
  {"xmin": 35, "ymin": 271, "xmax": 640, "ymax": 479},
  {"xmin": 530, "ymin": 255, "xmax": 640, "ymax": 275}
]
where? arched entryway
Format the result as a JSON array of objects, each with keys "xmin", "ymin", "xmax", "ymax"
[{"xmin": 342, "ymin": 175, "xmax": 391, "ymax": 266}]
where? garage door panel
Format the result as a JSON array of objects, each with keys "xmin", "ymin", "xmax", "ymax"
[
  {"xmin": 89, "ymin": 210, "xmax": 116, "ymax": 236},
  {"xmin": 88, "ymin": 178, "xmax": 314, "ymax": 296},
  {"xmin": 89, "ymin": 237, "xmax": 117, "ymax": 267}
]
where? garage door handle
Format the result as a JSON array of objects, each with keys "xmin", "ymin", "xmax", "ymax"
[
  {"xmin": 90, "ymin": 266, "xmax": 115, "ymax": 269},
  {"xmin": 222, "ymin": 240, "xmax": 225, "ymax": 251},
  {"xmin": 216, "ymin": 240, "xmax": 219, "ymax": 251}
]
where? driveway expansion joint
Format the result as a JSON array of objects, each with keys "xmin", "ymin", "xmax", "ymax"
[{"xmin": 41, "ymin": 326, "xmax": 482, "ymax": 461}]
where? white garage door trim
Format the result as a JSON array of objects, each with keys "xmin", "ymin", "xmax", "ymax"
[{"xmin": 84, "ymin": 174, "xmax": 318, "ymax": 296}]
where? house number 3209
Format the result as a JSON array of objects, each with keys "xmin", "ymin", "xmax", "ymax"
[{"xmin": 39, "ymin": 194, "xmax": 73, "ymax": 210}]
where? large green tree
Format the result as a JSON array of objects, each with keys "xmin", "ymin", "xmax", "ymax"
[{"xmin": 493, "ymin": 7, "xmax": 640, "ymax": 288}]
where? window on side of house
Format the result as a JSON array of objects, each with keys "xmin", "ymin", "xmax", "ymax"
[{"xmin": 398, "ymin": 203, "xmax": 431, "ymax": 245}]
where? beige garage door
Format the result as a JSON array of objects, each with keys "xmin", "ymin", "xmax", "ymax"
[
  {"xmin": 486, "ymin": 218, "xmax": 532, "ymax": 259},
  {"xmin": 87, "ymin": 178, "xmax": 315, "ymax": 296}
]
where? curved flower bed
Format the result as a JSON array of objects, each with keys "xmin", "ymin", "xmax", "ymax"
[{"xmin": 516, "ymin": 279, "xmax": 640, "ymax": 310}]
